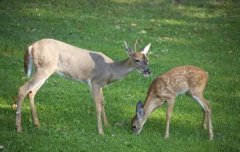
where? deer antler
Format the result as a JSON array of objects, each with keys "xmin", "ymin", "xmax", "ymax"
[{"xmin": 134, "ymin": 38, "xmax": 139, "ymax": 52}]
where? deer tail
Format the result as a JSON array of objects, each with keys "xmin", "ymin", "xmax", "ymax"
[{"xmin": 24, "ymin": 45, "xmax": 33, "ymax": 79}]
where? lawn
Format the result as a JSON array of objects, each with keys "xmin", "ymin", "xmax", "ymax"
[{"xmin": 0, "ymin": 0, "xmax": 239, "ymax": 151}]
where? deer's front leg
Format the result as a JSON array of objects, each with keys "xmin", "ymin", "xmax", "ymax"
[
  {"xmin": 91, "ymin": 83, "xmax": 104, "ymax": 135},
  {"xmin": 164, "ymin": 98, "xmax": 175, "ymax": 139},
  {"xmin": 99, "ymin": 87, "xmax": 109, "ymax": 127}
]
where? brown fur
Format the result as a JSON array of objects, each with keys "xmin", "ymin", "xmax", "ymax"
[
  {"xmin": 16, "ymin": 38, "xmax": 151, "ymax": 134},
  {"xmin": 132, "ymin": 65, "xmax": 213, "ymax": 140}
]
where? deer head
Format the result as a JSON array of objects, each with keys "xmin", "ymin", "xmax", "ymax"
[
  {"xmin": 124, "ymin": 41, "xmax": 151, "ymax": 77},
  {"xmin": 131, "ymin": 101, "xmax": 145, "ymax": 134}
]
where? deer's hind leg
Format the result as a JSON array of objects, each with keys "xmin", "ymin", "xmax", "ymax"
[
  {"xmin": 28, "ymin": 79, "xmax": 46, "ymax": 128},
  {"xmin": 16, "ymin": 69, "xmax": 53, "ymax": 132},
  {"xmin": 190, "ymin": 89, "xmax": 213, "ymax": 140}
]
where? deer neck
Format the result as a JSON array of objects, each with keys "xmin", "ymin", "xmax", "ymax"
[
  {"xmin": 110, "ymin": 58, "xmax": 134, "ymax": 81},
  {"xmin": 142, "ymin": 96, "xmax": 158, "ymax": 121}
]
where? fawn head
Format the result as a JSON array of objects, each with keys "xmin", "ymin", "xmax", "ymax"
[{"xmin": 132, "ymin": 101, "xmax": 145, "ymax": 134}]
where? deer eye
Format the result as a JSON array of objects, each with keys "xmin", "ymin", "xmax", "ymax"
[{"xmin": 135, "ymin": 59, "xmax": 140, "ymax": 62}]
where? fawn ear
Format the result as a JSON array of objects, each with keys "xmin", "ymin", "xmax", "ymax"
[
  {"xmin": 124, "ymin": 41, "xmax": 134, "ymax": 56},
  {"xmin": 136, "ymin": 101, "xmax": 143, "ymax": 112},
  {"xmin": 141, "ymin": 43, "xmax": 151, "ymax": 55},
  {"xmin": 136, "ymin": 101, "xmax": 144, "ymax": 118}
]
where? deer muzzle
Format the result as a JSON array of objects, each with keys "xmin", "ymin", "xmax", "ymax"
[{"xmin": 143, "ymin": 68, "xmax": 151, "ymax": 77}]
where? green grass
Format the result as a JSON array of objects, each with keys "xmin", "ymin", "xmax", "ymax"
[{"xmin": 0, "ymin": 0, "xmax": 239, "ymax": 151}]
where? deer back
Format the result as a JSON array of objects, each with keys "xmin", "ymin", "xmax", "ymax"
[{"xmin": 147, "ymin": 66, "xmax": 208, "ymax": 98}]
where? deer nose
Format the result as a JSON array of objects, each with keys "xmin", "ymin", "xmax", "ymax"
[
  {"xmin": 132, "ymin": 125, "xmax": 137, "ymax": 131},
  {"xmin": 143, "ymin": 68, "xmax": 151, "ymax": 75}
]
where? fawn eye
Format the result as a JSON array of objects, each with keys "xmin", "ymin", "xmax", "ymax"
[{"xmin": 135, "ymin": 59, "xmax": 140, "ymax": 62}]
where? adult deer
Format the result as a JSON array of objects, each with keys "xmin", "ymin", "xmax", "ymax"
[
  {"xmin": 16, "ymin": 38, "xmax": 151, "ymax": 134},
  {"xmin": 131, "ymin": 65, "xmax": 213, "ymax": 140}
]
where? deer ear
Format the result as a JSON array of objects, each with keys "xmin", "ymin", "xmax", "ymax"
[
  {"xmin": 124, "ymin": 41, "xmax": 134, "ymax": 55},
  {"xmin": 136, "ymin": 101, "xmax": 143, "ymax": 112},
  {"xmin": 136, "ymin": 101, "xmax": 144, "ymax": 118},
  {"xmin": 137, "ymin": 108, "xmax": 144, "ymax": 119},
  {"xmin": 141, "ymin": 43, "xmax": 151, "ymax": 55}
]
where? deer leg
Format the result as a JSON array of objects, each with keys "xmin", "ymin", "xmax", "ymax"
[
  {"xmin": 202, "ymin": 98, "xmax": 213, "ymax": 140},
  {"xmin": 16, "ymin": 70, "xmax": 52, "ymax": 132},
  {"xmin": 164, "ymin": 98, "xmax": 175, "ymax": 139},
  {"xmin": 91, "ymin": 83, "xmax": 104, "ymax": 135},
  {"xmin": 16, "ymin": 85, "xmax": 29, "ymax": 132},
  {"xmin": 191, "ymin": 92, "xmax": 213, "ymax": 140},
  {"xmin": 191, "ymin": 94, "xmax": 208, "ymax": 129},
  {"xmin": 100, "ymin": 87, "xmax": 109, "ymax": 127},
  {"xmin": 28, "ymin": 79, "xmax": 46, "ymax": 128},
  {"xmin": 202, "ymin": 109, "xmax": 208, "ymax": 130}
]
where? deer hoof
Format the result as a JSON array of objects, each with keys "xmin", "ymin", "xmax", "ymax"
[
  {"xmin": 98, "ymin": 129, "xmax": 104, "ymax": 135},
  {"xmin": 16, "ymin": 125, "xmax": 22, "ymax": 132},
  {"xmin": 35, "ymin": 123, "xmax": 41, "ymax": 128},
  {"xmin": 164, "ymin": 135, "xmax": 169, "ymax": 139}
]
